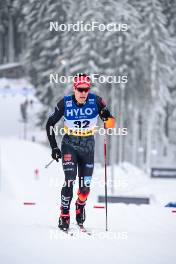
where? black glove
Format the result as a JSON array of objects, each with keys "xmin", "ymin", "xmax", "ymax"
[
  {"xmin": 100, "ymin": 107, "xmax": 111, "ymax": 121},
  {"xmin": 51, "ymin": 147, "xmax": 62, "ymax": 162}
]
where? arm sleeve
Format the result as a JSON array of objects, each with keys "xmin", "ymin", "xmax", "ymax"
[
  {"xmin": 96, "ymin": 95, "xmax": 113, "ymax": 120},
  {"xmin": 46, "ymin": 98, "xmax": 64, "ymax": 149}
]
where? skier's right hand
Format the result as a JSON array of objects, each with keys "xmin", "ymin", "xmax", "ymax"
[{"xmin": 51, "ymin": 147, "xmax": 62, "ymax": 162}]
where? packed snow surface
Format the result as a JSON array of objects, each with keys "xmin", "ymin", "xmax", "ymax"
[{"xmin": 0, "ymin": 138, "xmax": 176, "ymax": 264}]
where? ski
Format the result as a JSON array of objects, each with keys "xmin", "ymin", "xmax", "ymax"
[
  {"xmin": 59, "ymin": 228, "xmax": 74, "ymax": 236},
  {"xmin": 58, "ymin": 224, "xmax": 92, "ymax": 237},
  {"xmin": 77, "ymin": 224, "xmax": 92, "ymax": 236},
  {"xmin": 63, "ymin": 230, "xmax": 74, "ymax": 236}
]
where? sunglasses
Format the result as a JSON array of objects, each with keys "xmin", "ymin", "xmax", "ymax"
[{"xmin": 76, "ymin": 87, "xmax": 90, "ymax": 93}]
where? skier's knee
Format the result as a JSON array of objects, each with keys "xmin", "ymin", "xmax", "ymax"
[
  {"xmin": 80, "ymin": 186, "xmax": 90, "ymax": 194},
  {"xmin": 63, "ymin": 179, "xmax": 75, "ymax": 188},
  {"xmin": 64, "ymin": 171, "xmax": 77, "ymax": 181}
]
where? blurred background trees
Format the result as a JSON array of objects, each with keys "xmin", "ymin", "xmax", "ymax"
[{"xmin": 0, "ymin": 0, "xmax": 176, "ymax": 171}]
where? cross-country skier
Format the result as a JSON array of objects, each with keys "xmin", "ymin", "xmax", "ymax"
[{"xmin": 46, "ymin": 73, "xmax": 115, "ymax": 231}]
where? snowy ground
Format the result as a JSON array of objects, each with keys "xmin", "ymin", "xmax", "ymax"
[{"xmin": 0, "ymin": 138, "xmax": 176, "ymax": 264}]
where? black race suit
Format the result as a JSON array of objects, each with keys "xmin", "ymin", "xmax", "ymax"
[{"xmin": 46, "ymin": 94, "xmax": 112, "ymax": 214}]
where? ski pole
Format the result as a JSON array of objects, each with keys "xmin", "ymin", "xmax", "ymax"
[
  {"xmin": 45, "ymin": 159, "xmax": 55, "ymax": 169},
  {"xmin": 104, "ymin": 128, "xmax": 108, "ymax": 231}
]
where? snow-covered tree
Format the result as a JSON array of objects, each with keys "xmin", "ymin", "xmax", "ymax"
[
  {"xmin": 133, "ymin": 0, "xmax": 176, "ymax": 170},
  {"xmin": 12, "ymin": 0, "xmax": 176, "ymax": 169},
  {"xmin": 19, "ymin": 0, "xmax": 69, "ymax": 125},
  {"xmin": 0, "ymin": 0, "xmax": 19, "ymax": 63}
]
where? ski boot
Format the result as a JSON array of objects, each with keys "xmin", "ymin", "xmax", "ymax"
[
  {"xmin": 58, "ymin": 213, "xmax": 70, "ymax": 231},
  {"xmin": 75, "ymin": 200, "xmax": 86, "ymax": 226}
]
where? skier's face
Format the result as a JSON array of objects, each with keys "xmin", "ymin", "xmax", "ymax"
[{"xmin": 74, "ymin": 84, "xmax": 90, "ymax": 104}]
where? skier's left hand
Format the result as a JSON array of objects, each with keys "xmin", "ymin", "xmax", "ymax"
[{"xmin": 100, "ymin": 107, "xmax": 111, "ymax": 121}]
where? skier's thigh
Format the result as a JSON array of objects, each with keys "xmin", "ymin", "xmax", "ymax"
[{"xmin": 61, "ymin": 144, "xmax": 77, "ymax": 181}]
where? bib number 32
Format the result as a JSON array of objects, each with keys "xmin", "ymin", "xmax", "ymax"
[{"xmin": 74, "ymin": 120, "xmax": 90, "ymax": 128}]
